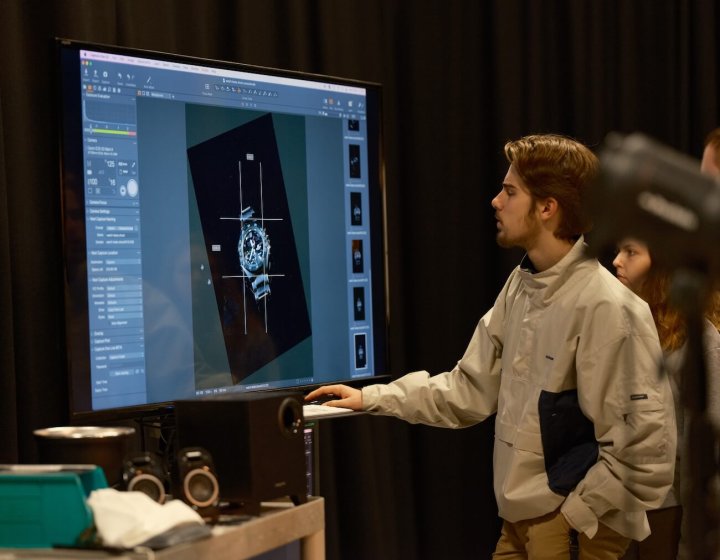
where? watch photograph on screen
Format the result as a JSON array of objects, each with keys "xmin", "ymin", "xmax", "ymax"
[
  {"xmin": 238, "ymin": 205, "xmax": 271, "ymax": 301},
  {"xmin": 187, "ymin": 112, "xmax": 312, "ymax": 386}
]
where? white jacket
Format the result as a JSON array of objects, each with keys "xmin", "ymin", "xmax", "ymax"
[{"xmin": 362, "ymin": 238, "xmax": 676, "ymax": 540}]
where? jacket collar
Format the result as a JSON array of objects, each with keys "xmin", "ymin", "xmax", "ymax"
[{"xmin": 517, "ymin": 236, "xmax": 592, "ymax": 304}]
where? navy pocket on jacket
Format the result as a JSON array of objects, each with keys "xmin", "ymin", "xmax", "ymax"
[{"xmin": 539, "ymin": 389, "xmax": 599, "ymax": 496}]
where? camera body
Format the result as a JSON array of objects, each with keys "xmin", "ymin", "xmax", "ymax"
[{"xmin": 587, "ymin": 132, "xmax": 720, "ymax": 276}]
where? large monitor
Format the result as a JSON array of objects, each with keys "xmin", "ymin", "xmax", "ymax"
[{"xmin": 55, "ymin": 39, "xmax": 388, "ymax": 421}]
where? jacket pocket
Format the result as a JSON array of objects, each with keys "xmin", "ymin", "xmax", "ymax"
[{"xmin": 539, "ymin": 389, "xmax": 598, "ymax": 497}]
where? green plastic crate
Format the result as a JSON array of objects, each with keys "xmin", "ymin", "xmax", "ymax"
[{"xmin": 0, "ymin": 466, "xmax": 107, "ymax": 548}]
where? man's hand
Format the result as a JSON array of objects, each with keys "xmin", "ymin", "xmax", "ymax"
[{"xmin": 305, "ymin": 384, "xmax": 363, "ymax": 410}]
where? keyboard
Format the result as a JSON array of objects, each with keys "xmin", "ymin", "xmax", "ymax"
[{"xmin": 303, "ymin": 404, "xmax": 355, "ymax": 419}]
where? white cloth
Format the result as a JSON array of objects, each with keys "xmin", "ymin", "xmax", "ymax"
[{"xmin": 87, "ymin": 488, "xmax": 204, "ymax": 548}]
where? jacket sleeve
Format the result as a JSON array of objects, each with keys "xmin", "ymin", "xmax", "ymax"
[
  {"xmin": 361, "ymin": 308, "xmax": 503, "ymax": 428},
  {"xmin": 561, "ymin": 312, "xmax": 677, "ymax": 539}
]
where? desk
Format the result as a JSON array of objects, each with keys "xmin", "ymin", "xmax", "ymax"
[
  {"xmin": 160, "ymin": 497, "xmax": 324, "ymax": 560},
  {"xmin": 1, "ymin": 497, "xmax": 324, "ymax": 560}
]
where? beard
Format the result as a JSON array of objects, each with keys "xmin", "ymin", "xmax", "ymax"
[{"xmin": 496, "ymin": 210, "xmax": 542, "ymax": 250}]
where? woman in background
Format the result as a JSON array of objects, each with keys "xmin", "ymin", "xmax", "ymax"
[{"xmin": 613, "ymin": 238, "xmax": 720, "ymax": 560}]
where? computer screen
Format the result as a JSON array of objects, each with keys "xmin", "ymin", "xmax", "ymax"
[{"xmin": 56, "ymin": 39, "xmax": 388, "ymax": 421}]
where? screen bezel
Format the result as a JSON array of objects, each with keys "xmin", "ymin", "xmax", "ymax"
[{"xmin": 55, "ymin": 38, "xmax": 390, "ymax": 422}]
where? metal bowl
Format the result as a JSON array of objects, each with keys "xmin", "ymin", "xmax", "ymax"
[{"xmin": 34, "ymin": 426, "xmax": 136, "ymax": 486}]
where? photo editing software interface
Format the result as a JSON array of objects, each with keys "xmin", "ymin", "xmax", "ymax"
[{"xmin": 58, "ymin": 42, "xmax": 386, "ymax": 416}]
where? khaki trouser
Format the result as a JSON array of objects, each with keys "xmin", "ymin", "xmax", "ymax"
[{"xmin": 493, "ymin": 509, "xmax": 631, "ymax": 560}]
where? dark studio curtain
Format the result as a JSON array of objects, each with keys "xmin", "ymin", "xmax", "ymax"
[{"xmin": 1, "ymin": 1, "xmax": 718, "ymax": 559}]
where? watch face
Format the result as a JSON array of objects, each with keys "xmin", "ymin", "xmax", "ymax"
[{"xmin": 239, "ymin": 222, "xmax": 269, "ymax": 273}]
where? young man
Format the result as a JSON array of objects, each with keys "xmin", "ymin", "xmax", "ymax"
[
  {"xmin": 700, "ymin": 127, "xmax": 720, "ymax": 178},
  {"xmin": 307, "ymin": 134, "xmax": 676, "ymax": 559}
]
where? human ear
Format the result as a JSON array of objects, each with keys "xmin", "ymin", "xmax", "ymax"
[{"xmin": 538, "ymin": 197, "xmax": 559, "ymax": 221}]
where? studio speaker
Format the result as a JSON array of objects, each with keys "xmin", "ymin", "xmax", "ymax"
[
  {"xmin": 174, "ymin": 392, "xmax": 307, "ymax": 515},
  {"xmin": 174, "ymin": 446, "xmax": 220, "ymax": 521},
  {"xmin": 122, "ymin": 451, "xmax": 168, "ymax": 503}
]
